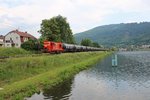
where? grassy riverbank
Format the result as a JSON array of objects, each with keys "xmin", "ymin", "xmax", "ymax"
[{"xmin": 0, "ymin": 51, "xmax": 111, "ymax": 100}]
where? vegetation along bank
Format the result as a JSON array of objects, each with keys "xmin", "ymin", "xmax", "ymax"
[
  {"xmin": 0, "ymin": 47, "xmax": 30, "ymax": 57},
  {"xmin": 0, "ymin": 51, "xmax": 111, "ymax": 100}
]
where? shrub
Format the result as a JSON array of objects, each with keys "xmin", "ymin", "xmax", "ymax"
[{"xmin": 21, "ymin": 39, "xmax": 42, "ymax": 51}]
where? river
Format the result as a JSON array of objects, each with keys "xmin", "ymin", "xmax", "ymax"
[{"xmin": 26, "ymin": 51, "xmax": 150, "ymax": 100}]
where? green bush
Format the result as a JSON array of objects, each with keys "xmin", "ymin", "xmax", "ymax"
[{"xmin": 21, "ymin": 39, "xmax": 43, "ymax": 51}]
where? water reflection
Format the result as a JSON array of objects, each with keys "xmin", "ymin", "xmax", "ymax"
[
  {"xmin": 27, "ymin": 51, "xmax": 150, "ymax": 100},
  {"xmin": 26, "ymin": 78, "xmax": 73, "ymax": 100},
  {"xmin": 112, "ymin": 54, "xmax": 118, "ymax": 67},
  {"xmin": 43, "ymin": 78, "xmax": 73, "ymax": 100}
]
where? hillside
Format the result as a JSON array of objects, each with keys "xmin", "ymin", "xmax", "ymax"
[{"xmin": 74, "ymin": 22, "xmax": 150, "ymax": 47}]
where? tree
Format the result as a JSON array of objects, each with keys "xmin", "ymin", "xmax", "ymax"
[
  {"xmin": 81, "ymin": 38, "xmax": 92, "ymax": 46},
  {"xmin": 39, "ymin": 15, "xmax": 75, "ymax": 44},
  {"xmin": 92, "ymin": 42, "xmax": 100, "ymax": 47}
]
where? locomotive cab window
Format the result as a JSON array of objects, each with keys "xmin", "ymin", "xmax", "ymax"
[{"xmin": 59, "ymin": 44, "xmax": 62, "ymax": 47}]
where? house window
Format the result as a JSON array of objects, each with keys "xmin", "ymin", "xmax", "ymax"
[
  {"xmin": 6, "ymin": 40, "xmax": 10, "ymax": 43},
  {"xmin": 24, "ymin": 38, "xmax": 28, "ymax": 42},
  {"xmin": 16, "ymin": 44, "xmax": 18, "ymax": 46},
  {"xmin": 16, "ymin": 37, "xmax": 18, "ymax": 40},
  {"xmin": 7, "ymin": 44, "xmax": 10, "ymax": 46}
]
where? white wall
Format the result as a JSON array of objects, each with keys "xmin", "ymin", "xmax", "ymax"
[
  {"xmin": 5, "ymin": 32, "xmax": 21, "ymax": 48},
  {"xmin": 0, "ymin": 39, "xmax": 3, "ymax": 42}
]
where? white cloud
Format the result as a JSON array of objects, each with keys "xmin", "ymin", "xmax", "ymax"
[
  {"xmin": 0, "ymin": 18, "xmax": 13, "ymax": 29},
  {"xmin": 0, "ymin": 0, "xmax": 150, "ymax": 37}
]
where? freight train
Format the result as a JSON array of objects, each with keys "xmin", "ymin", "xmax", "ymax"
[{"xmin": 43, "ymin": 41, "xmax": 107, "ymax": 53}]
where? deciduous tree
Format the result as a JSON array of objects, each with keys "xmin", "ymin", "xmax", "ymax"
[
  {"xmin": 39, "ymin": 15, "xmax": 75, "ymax": 44},
  {"xmin": 81, "ymin": 38, "xmax": 92, "ymax": 46}
]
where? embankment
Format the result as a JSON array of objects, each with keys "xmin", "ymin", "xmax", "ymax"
[
  {"xmin": 0, "ymin": 51, "xmax": 111, "ymax": 100},
  {"xmin": 0, "ymin": 48, "xmax": 31, "ymax": 57}
]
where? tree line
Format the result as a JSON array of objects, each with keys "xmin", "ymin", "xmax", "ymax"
[{"xmin": 21, "ymin": 15, "xmax": 100, "ymax": 51}]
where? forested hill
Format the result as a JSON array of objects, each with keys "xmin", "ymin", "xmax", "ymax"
[{"xmin": 74, "ymin": 22, "xmax": 150, "ymax": 47}]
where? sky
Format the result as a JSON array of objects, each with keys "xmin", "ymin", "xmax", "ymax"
[{"xmin": 0, "ymin": 0, "xmax": 150, "ymax": 38}]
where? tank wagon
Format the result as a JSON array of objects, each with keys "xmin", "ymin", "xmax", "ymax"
[{"xmin": 43, "ymin": 41, "xmax": 106, "ymax": 53}]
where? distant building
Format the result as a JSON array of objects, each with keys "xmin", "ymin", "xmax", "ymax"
[
  {"xmin": 119, "ymin": 48, "xmax": 127, "ymax": 51},
  {"xmin": 5, "ymin": 30, "xmax": 36, "ymax": 48},
  {"xmin": 141, "ymin": 45, "xmax": 150, "ymax": 48},
  {"xmin": 0, "ymin": 35, "xmax": 4, "ymax": 47}
]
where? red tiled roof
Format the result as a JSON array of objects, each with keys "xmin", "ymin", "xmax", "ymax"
[{"xmin": 9, "ymin": 30, "xmax": 36, "ymax": 40}]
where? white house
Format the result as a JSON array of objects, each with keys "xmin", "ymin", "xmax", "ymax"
[
  {"xmin": 141, "ymin": 45, "xmax": 150, "ymax": 48},
  {"xmin": 0, "ymin": 35, "xmax": 4, "ymax": 47},
  {"xmin": 5, "ymin": 30, "xmax": 36, "ymax": 48}
]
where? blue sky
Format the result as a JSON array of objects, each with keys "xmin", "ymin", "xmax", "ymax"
[{"xmin": 0, "ymin": 0, "xmax": 150, "ymax": 38}]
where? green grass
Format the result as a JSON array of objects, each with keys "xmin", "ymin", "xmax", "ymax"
[
  {"xmin": 0, "ymin": 51, "xmax": 111, "ymax": 100},
  {"xmin": 0, "ymin": 47, "xmax": 31, "ymax": 57}
]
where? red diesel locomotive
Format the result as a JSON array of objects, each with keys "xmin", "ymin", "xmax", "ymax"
[
  {"xmin": 43, "ymin": 41, "xmax": 64, "ymax": 53},
  {"xmin": 43, "ymin": 41, "xmax": 106, "ymax": 53}
]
